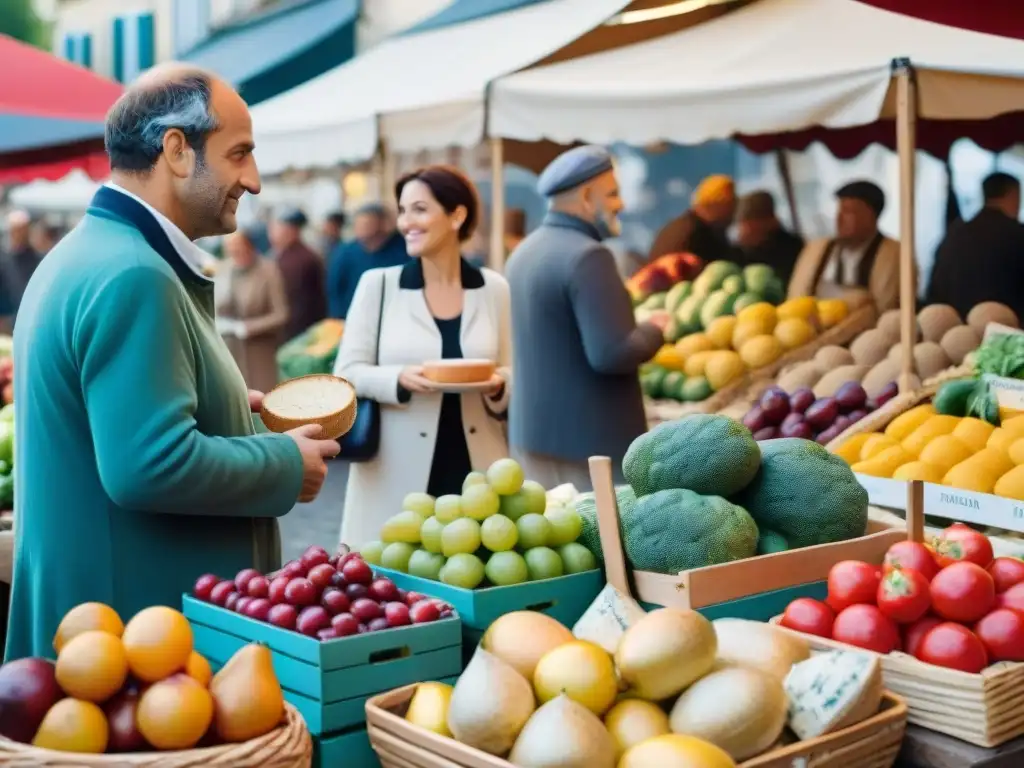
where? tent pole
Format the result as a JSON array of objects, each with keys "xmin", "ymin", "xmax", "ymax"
[
  {"xmin": 895, "ymin": 62, "xmax": 918, "ymax": 394},
  {"xmin": 774, "ymin": 148, "xmax": 802, "ymax": 237},
  {"xmin": 489, "ymin": 137, "xmax": 506, "ymax": 272},
  {"xmin": 380, "ymin": 139, "xmax": 397, "ymax": 207}
]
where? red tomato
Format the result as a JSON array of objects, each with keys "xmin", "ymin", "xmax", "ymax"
[
  {"xmin": 917, "ymin": 622, "xmax": 988, "ymax": 673},
  {"xmin": 930, "ymin": 523, "xmax": 994, "ymax": 569},
  {"xmin": 988, "ymin": 557, "xmax": 1024, "ymax": 594},
  {"xmin": 832, "ymin": 604, "xmax": 901, "ymax": 654},
  {"xmin": 996, "ymin": 582, "xmax": 1024, "ymax": 613},
  {"xmin": 930, "ymin": 561, "xmax": 996, "ymax": 623},
  {"xmin": 876, "ymin": 567, "xmax": 931, "ymax": 624},
  {"xmin": 827, "ymin": 560, "xmax": 882, "ymax": 613},
  {"xmin": 884, "ymin": 541, "xmax": 939, "ymax": 581},
  {"xmin": 975, "ymin": 608, "xmax": 1024, "ymax": 662},
  {"xmin": 903, "ymin": 615, "xmax": 942, "ymax": 659},
  {"xmin": 780, "ymin": 598, "xmax": 835, "ymax": 638}
]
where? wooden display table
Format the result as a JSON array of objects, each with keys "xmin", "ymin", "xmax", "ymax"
[{"xmin": 899, "ymin": 725, "xmax": 1024, "ymax": 767}]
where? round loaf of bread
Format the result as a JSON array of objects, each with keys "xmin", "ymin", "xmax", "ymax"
[
  {"xmin": 422, "ymin": 359, "xmax": 496, "ymax": 384},
  {"xmin": 260, "ymin": 374, "xmax": 357, "ymax": 440}
]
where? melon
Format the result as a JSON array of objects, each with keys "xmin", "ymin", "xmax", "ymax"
[
  {"xmin": 876, "ymin": 309, "xmax": 907, "ymax": 341},
  {"xmin": 917, "ymin": 304, "xmax": 962, "ymax": 343},
  {"xmin": 481, "ymin": 612, "xmax": 574, "ymax": 681},
  {"xmin": 447, "ymin": 648, "xmax": 535, "ymax": 755},
  {"xmin": 913, "ymin": 341, "xmax": 951, "ymax": 380},
  {"xmin": 814, "ymin": 345, "xmax": 855, "ymax": 369},
  {"xmin": 619, "ymin": 734, "xmax": 737, "ymax": 768},
  {"xmin": 668, "ymin": 666, "xmax": 788, "ymax": 761},
  {"xmin": 849, "ymin": 328, "xmax": 893, "ymax": 367},
  {"xmin": 862, "ymin": 358, "xmax": 902, "ymax": 397},
  {"xmin": 711, "ymin": 619, "xmax": 810, "ymax": 681},
  {"xmin": 940, "ymin": 325, "xmax": 981, "ymax": 365},
  {"xmin": 508, "ymin": 695, "xmax": 615, "ymax": 768},
  {"xmin": 812, "ymin": 365, "xmax": 870, "ymax": 398},
  {"xmin": 776, "ymin": 361, "xmax": 825, "ymax": 392},
  {"xmin": 967, "ymin": 301, "xmax": 1019, "ymax": 333},
  {"xmin": 616, "ymin": 609, "xmax": 717, "ymax": 701},
  {"xmin": 604, "ymin": 699, "xmax": 671, "ymax": 759}
]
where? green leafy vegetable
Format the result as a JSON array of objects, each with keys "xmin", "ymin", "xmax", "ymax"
[{"xmin": 974, "ymin": 333, "xmax": 1024, "ymax": 378}]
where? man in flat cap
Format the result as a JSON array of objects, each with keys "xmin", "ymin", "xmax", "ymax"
[
  {"xmin": 271, "ymin": 207, "xmax": 327, "ymax": 339},
  {"xmin": 648, "ymin": 174, "xmax": 738, "ymax": 263},
  {"xmin": 506, "ymin": 146, "xmax": 668, "ymax": 490},
  {"xmin": 927, "ymin": 172, "xmax": 1024, "ymax": 321},
  {"xmin": 735, "ymin": 190, "xmax": 804, "ymax": 286},
  {"xmin": 787, "ymin": 180, "xmax": 900, "ymax": 312}
]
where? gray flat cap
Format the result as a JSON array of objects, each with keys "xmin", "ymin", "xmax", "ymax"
[{"xmin": 537, "ymin": 145, "xmax": 614, "ymax": 197}]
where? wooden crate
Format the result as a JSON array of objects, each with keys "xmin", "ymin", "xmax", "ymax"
[
  {"xmin": 770, "ymin": 481, "xmax": 1024, "ymax": 748},
  {"xmin": 183, "ymin": 595, "xmax": 462, "ymax": 736},
  {"xmin": 587, "ymin": 456, "xmax": 906, "ymax": 621},
  {"xmin": 645, "ymin": 302, "xmax": 877, "ymax": 424},
  {"xmin": 371, "ymin": 568, "xmax": 602, "ymax": 659},
  {"xmin": 364, "ymin": 683, "xmax": 907, "ymax": 768}
]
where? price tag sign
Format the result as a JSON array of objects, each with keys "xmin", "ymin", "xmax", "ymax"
[
  {"xmin": 923, "ymin": 483, "xmax": 1024, "ymax": 534},
  {"xmin": 982, "ymin": 322, "xmax": 1024, "ymax": 342},
  {"xmin": 984, "ymin": 374, "xmax": 1024, "ymax": 421}
]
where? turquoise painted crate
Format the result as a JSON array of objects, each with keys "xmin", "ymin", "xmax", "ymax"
[
  {"xmin": 372, "ymin": 568, "xmax": 603, "ymax": 631},
  {"xmin": 316, "ymin": 724, "xmax": 378, "ymax": 768},
  {"xmin": 183, "ymin": 595, "xmax": 462, "ymax": 735},
  {"xmin": 639, "ymin": 581, "xmax": 828, "ymax": 621}
]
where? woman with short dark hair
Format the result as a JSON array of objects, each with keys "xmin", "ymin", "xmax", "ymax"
[{"xmin": 334, "ymin": 165, "xmax": 512, "ymax": 547}]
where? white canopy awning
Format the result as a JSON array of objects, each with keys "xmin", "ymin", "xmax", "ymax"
[
  {"xmin": 488, "ymin": 0, "xmax": 1024, "ymax": 147},
  {"xmin": 252, "ymin": 0, "xmax": 630, "ymax": 174}
]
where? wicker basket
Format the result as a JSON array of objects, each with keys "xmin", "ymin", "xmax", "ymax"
[
  {"xmin": 646, "ymin": 302, "xmax": 878, "ymax": 425},
  {"xmin": 365, "ymin": 683, "xmax": 907, "ymax": 768},
  {"xmin": 0, "ymin": 702, "xmax": 312, "ymax": 768},
  {"xmin": 260, "ymin": 374, "xmax": 358, "ymax": 440}
]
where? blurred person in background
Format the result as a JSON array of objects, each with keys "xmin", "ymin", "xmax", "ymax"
[
  {"xmin": 271, "ymin": 208, "xmax": 326, "ymax": 339},
  {"xmin": 215, "ymin": 228, "xmax": 289, "ymax": 393},
  {"xmin": 326, "ymin": 202, "xmax": 408, "ymax": 319},
  {"xmin": 507, "ymin": 146, "xmax": 668, "ymax": 490},
  {"xmin": 333, "ymin": 166, "xmax": 510, "ymax": 545},
  {"xmin": 788, "ymin": 180, "xmax": 900, "ymax": 312},
  {"xmin": 926, "ymin": 172, "xmax": 1024, "ymax": 320},
  {"xmin": 504, "ymin": 208, "xmax": 527, "ymax": 258},
  {"xmin": 0, "ymin": 210, "xmax": 43, "ymax": 331},
  {"xmin": 648, "ymin": 174, "xmax": 737, "ymax": 262},
  {"xmin": 320, "ymin": 210, "xmax": 346, "ymax": 258},
  {"xmin": 28, "ymin": 221, "xmax": 60, "ymax": 256},
  {"xmin": 734, "ymin": 190, "xmax": 804, "ymax": 284}
]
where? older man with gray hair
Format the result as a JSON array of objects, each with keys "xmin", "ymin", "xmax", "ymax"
[{"xmin": 5, "ymin": 63, "xmax": 340, "ymax": 661}]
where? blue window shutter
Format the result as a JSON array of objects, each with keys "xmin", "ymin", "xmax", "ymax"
[
  {"xmin": 61, "ymin": 32, "xmax": 74, "ymax": 62},
  {"xmin": 81, "ymin": 34, "xmax": 93, "ymax": 68},
  {"xmin": 137, "ymin": 13, "xmax": 155, "ymax": 72},
  {"xmin": 112, "ymin": 16, "xmax": 125, "ymax": 82}
]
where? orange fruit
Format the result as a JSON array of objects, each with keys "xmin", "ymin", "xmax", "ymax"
[
  {"xmin": 56, "ymin": 630, "xmax": 129, "ymax": 702},
  {"xmin": 137, "ymin": 673, "xmax": 214, "ymax": 750},
  {"xmin": 186, "ymin": 651, "xmax": 212, "ymax": 687},
  {"xmin": 53, "ymin": 603, "xmax": 124, "ymax": 653},
  {"xmin": 121, "ymin": 606, "xmax": 193, "ymax": 683},
  {"xmin": 33, "ymin": 699, "xmax": 109, "ymax": 753}
]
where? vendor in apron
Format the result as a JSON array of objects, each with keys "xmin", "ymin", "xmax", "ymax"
[{"xmin": 787, "ymin": 181, "xmax": 902, "ymax": 312}]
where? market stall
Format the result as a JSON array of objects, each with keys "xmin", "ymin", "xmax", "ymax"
[{"xmin": 0, "ymin": 34, "xmax": 121, "ymax": 184}]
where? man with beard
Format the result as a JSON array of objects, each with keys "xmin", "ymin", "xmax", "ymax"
[
  {"xmin": 271, "ymin": 208, "xmax": 327, "ymax": 339},
  {"xmin": 506, "ymin": 146, "xmax": 668, "ymax": 490},
  {"xmin": 787, "ymin": 180, "xmax": 900, "ymax": 312},
  {"xmin": 648, "ymin": 174, "xmax": 738, "ymax": 263},
  {"xmin": 5, "ymin": 64, "xmax": 340, "ymax": 660}
]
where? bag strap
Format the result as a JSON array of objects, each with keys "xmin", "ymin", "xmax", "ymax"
[{"xmin": 374, "ymin": 270, "xmax": 386, "ymax": 365}]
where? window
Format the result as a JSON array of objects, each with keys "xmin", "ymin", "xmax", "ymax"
[
  {"xmin": 111, "ymin": 12, "xmax": 156, "ymax": 83},
  {"xmin": 61, "ymin": 32, "xmax": 92, "ymax": 68}
]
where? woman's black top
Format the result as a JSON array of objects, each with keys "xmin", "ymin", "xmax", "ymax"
[{"xmin": 426, "ymin": 315, "xmax": 473, "ymax": 497}]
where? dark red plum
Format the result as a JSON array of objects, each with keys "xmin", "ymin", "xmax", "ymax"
[
  {"xmin": 742, "ymin": 405, "xmax": 766, "ymax": 433},
  {"xmin": 835, "ymin": 382, "xmax": 868, "ymax": 413},
  {"xmin": 875, "ymin": 381, "xmax": 899, "ymax": 407},
  {"xmin": 805, "ymin": 398, "xmax": 839, "ymax": 431},
  {"xmin": 753, "ymin": 427, "xmax": 779, "ymax": 441},
  {"xmin": 759, "ymin": 390, "xmax": 791, "ymax": 426},
  {"xmin": 846, "ymin": 409, "xmax": 868, "ymax": 424},
  {"xmin": 789, "ymin": 388, "xmax": 815, "ymax": 414},
  {"xmin": 781, "ymin": 412, "xmax": 804, "ymax": 431},
  {"xmin": 780, "ymin": 418, "xmax": 814, "ymax": 440},
  {"xmin": 816, "ymin": 424, "xmax": 844, "ymax": 445}
]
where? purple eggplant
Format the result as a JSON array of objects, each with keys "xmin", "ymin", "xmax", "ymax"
[
  {"xmin": 835, "ymin": 381, "xmax": 868, "ymax": 413},
  {"xmin": 753, "ymin": 426, "xmax": 779, "ymax": 441},
  {"xmin": 805, "ymin": 397, "xmax": 840, "ymax": 431},
  {"xmin": 789, "ymin": 388, "xmax": 815, "ymax": 414}
]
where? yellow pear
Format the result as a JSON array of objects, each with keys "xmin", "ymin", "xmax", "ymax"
[
  {"xmin": 406, "ymin": 682, "xmax": 454, "ymax": 737},
  {"xmin": 210, "ymin": 643, "xmax": 285, "ymax": 742}
]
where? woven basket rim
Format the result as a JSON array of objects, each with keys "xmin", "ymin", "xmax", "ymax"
[{"xmin": 0, "ymin": 702, "xmax": 309, "ymax": 765}]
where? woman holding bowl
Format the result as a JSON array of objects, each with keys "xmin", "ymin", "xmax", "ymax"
[{"xmin": 333, "ymin": 166, "xmax": 511, "ymax": 546}]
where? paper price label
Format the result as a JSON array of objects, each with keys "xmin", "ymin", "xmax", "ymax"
[
  {"xmin": 983, "ymin": 322, "xmax": 1024, "ymax": 342},
  {"xmin": 923, "ymin": 483, "xmax": 1024, "ymax": 534}
]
